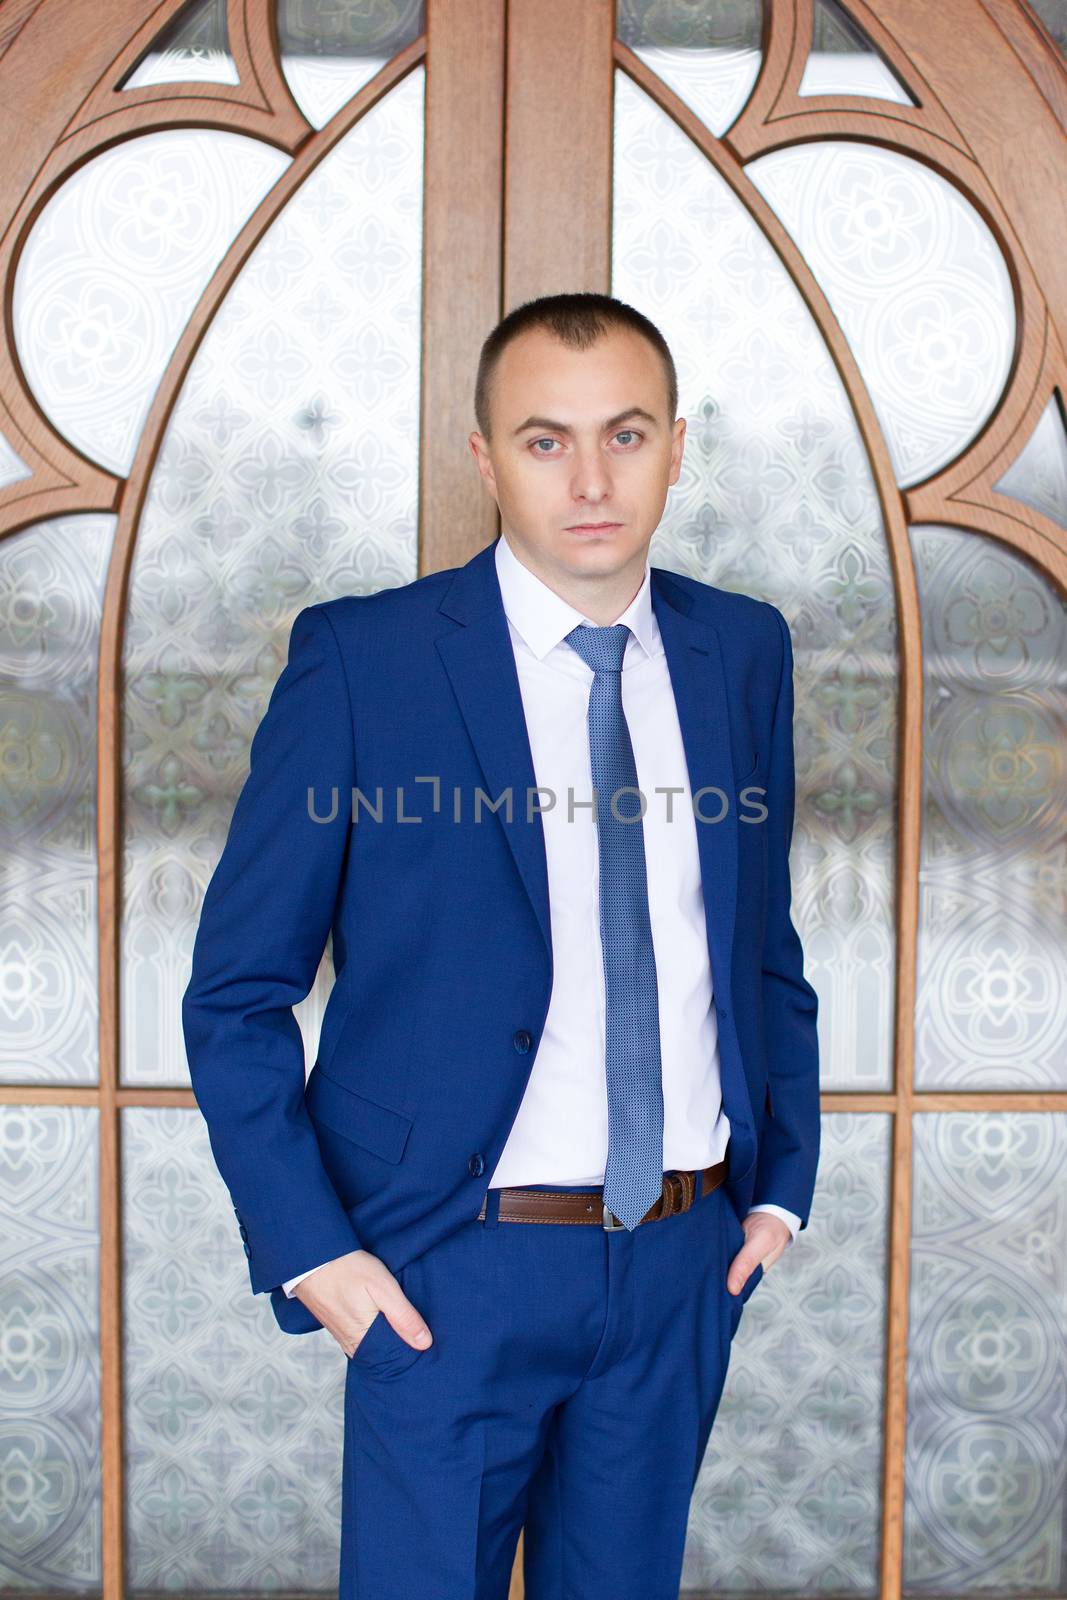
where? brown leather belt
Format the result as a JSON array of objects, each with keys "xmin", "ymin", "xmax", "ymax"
[{"xmin": 476, "ymin": 1159, "xmax": 729, "ymax": 1228}]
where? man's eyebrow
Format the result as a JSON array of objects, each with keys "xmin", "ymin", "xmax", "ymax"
[{"xmin": 511, "ymin": 406, "xmax": 660, "ymax": 437}]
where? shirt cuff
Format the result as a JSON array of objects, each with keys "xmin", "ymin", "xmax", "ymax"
[
  {"xmin": 282, "ymin": 1261, "xmax": 331, "ymax": 1297},
  {"xmin": 746, "ymin": 1203, "xmax": 801, "ymax": 1243}
]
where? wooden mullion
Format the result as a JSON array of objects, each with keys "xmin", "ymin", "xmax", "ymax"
[
  {"xmin": 503, "ymin": 0, "xmax": 615, "ymax": 306},
  {"xmin": 881, "ymin": 467, "xmax": 924, "ymax": 1600},
  {"xmin": 7, "ymin": 1087, "xmax": 1067, "ymax": 1111},
  {"xmin": 99, "ymin": 454, "xmax": 125, "ymax": 1600},
  {"xmin": 419, "ymin": 0, "xmax": 507, "ymax": 575},
  {"xmin": 881, "ymin": 1093, "xmax": 913, "ymax": 1600}
]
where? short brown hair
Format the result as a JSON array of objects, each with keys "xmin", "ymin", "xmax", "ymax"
[{"xmin": 474, "ymin": 291, "xmax": 678, "ymax": 443}]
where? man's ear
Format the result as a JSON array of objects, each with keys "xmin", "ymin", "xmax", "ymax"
[
  {"xmin": 669, "ymin": 416, "xmax": 686, "ymax": 483},
  {"xmin": 469, "ymin": 432, "xmax": 498, "ymax": 497}
]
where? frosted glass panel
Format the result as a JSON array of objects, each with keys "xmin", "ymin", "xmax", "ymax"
[
  {"xmin": 278, "ymin": 0, "xmax": 424, "ymax": 129},
  {"xmin": 798, "ymin": 0, "xmax": 916, "ymax": 104},
  {"xmin": 0, "ymin": 516, "xmax": 114, "ymax": 1085},
  {"xmin": 0, "ymin": 1106, "xmax": 100, "ymax": 1589},
  {"xmin": 123, "ymin": 69, "xmax": 425, "ymax": 1086},
  {"xmin": 614, "ymin": 70, "xmax": 897, "ymax": 1092},
  {"xmin": 0, "ymin": 427, "xmax": 31, "ymax": 489},
  {"xmin": 119, "ymin": 0, "xmax": 238, "ymax": 89},
  {"xmin": 747, "ymin": 141, "xmax": 1015, "ymax": 487},
  {"xmin": 1026, "ymin": 1, "xmax": 1067, "ymax": 59},
  {"xmin": 994, "ymin": 393, "xmax": 1067, "ymax": 532},
  {"xmin": 904, "ymin": 1113, "xmax": 1067, "ymax": 1593},
  {"xmin": 13, "ymin": 131, "xmax": 289, "ymax": 474},
  {"xmin": 911, "ymin": 525, "xmax": 1067, "ymax": 1089},
  {"xmin": 123, "ymin": 1107, "xmax": 345, "ymax": 1589},
  {"xmin": 616, "ymin": 0, "xmax": 762, "ymax": 135},
  {"xmin": 689, "ymin": 1114, "xmax": 890, "ymax": 1592}
]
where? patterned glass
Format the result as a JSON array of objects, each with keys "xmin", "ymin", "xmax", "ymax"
[
  {"xmin": 0, "ymin": 1105, "xmax": 100, "ymax": 1589},
  {"xmin": 122, "ymin": 68, "xmax": 424, "ymax": 1087},
  {"xmin": 689, "ymin": 1114, "xmax": 891, "ymax": 1592},
  {"xmin": 614, "ymin": 70, "xmax": 898, "ymax": 1093},
  {"xmin": 278, "ymin": 0, "xmax": 425, "ymax": 129},
  {"xmin": 797, "ymin": 0, "xmax": 916, "ymax": 104},
  {"xmin": 0, "ymin": 515, "xmax": 114, "ymax": 1085},
  {"xmin": 122, "ymin": 1107, "xmax": 345, "ymax": 1588},
  {"xmin": 1026, "ymin": 0, "xmax": 1067, "ymax": 59},
  {"xmin": 747, "ymin": 141, "xmax": 1016, "ymax": 488},
  {"xmin": 118, "ymin": 0, "xmax": 238, "ymax": 90},
  {"xmin": 911, "ymin": 525, "xmax": 1067, "ymax": 1089},
  {"xmin": 12, "ymin": 132, "xmax": 289, "ymax": 474},
  {"xmin": 0, "ymin": 427, "xmax": 31, "ymax": 490},
  {"xmin": 904, "ymin": 1112, "xmax": 1067, "ymax": 1593},
  {"xmin": 993, "ymin": 392, "xmax": 1067, "ymax": 532},
  {"xmin": 616, "ymin": 0, "xmax": 762, "ymax": 136}
]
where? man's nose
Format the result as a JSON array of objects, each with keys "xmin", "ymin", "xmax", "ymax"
[{"xmin": 569, "ymin": 448, "xmax": 613, "ymax": 501}]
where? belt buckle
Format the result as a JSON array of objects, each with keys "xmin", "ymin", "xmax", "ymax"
[{"xmin": 602, "ymin": 1200, "xmax": 626, "ymax": 1230}]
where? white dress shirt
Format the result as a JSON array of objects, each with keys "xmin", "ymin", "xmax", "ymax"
[{"xmin": 282, "ymin": 536, "xmax": 799, "ymax": 1296}]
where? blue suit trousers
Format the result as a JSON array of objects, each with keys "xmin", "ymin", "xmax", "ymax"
[{"xmin": 339, "ymin": 1156, "xmax": 761, "ymax": 1598}]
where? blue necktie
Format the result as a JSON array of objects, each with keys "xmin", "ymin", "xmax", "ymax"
[{"xmin": 564, "ymin": 621, "xmax": 664, "ymax": 1230}]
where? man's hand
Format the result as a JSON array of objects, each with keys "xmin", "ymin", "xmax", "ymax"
[
  {"xmin": 293, "ymin": 1248, "xmax": 433, "ymax": 1358},
  {"xmin": 727, "ymin": 1211, "xmax": 790, "ymax": 1296}
]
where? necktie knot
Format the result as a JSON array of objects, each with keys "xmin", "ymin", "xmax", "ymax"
[{"xmin": 564, "ymin": 621, "xmax": 630, "ymax": 675}]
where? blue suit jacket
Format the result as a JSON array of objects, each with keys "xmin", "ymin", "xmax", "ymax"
[{"xmin": 182, "ymin": 537, "xmax": 820, "ymax": 1336}]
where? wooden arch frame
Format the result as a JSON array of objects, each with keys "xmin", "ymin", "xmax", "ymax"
[
  {"xmin": 596, "ymin": 3, "xmax": 1067, "ymax": 1593},
  {"xmin": 0, "ymin": 1, "xmax": 504, "ymax": 1595},
  {"xmin": 1, "ymin": 2, "xmax": 1066, "ymax": 1599}
]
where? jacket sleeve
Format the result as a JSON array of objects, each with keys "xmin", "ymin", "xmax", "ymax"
[
  {"xmin": 182, "ymin": 603, "xmax": 364, "ymax": 1295},
  {"xmin": 749, "ymin": 602, "xmax": 821, "ymax": 1231}
]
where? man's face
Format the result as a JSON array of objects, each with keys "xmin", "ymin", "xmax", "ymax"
[{"xmin": 469, "ymin": 325, "xmax": 686, "ymax": 589}]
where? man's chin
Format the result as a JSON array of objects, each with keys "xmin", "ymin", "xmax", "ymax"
[
  {"xmin": 504, "ymin": 526, "xmax": 648, "ymax": 581},
  {"xmin": 554, "ymin": 530, "xmax": 642, "ymax": 565}
]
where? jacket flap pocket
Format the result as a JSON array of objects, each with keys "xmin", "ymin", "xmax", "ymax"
[
  {"xmin": 737, "ymin": 748, "xmax": 760, "ymax": 783},
  {"xmin": 304, "ymin": 1067, "xmax": 413, "ymax": 1164}
]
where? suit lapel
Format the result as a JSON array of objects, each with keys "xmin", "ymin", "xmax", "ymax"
[
  {"xmin": 436, "ymin": 544, "xmax": 553, "ymax": 959},
  {"xmin": 650, "ymin": 571, "xmax": 738, "ymax": 1008},
  {"xmin": 435, "ymin": 542, "xmax": 738, "ymax": 996}
]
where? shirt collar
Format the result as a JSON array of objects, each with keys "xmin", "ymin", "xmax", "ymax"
[{"xmin": 494, "ymin": 533, "xmax": 657, "ymax": 664}]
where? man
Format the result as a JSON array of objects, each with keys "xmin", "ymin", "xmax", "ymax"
[{"xmin": 182, "ymin": 291, "xmax": 820, "ymax": 1597}]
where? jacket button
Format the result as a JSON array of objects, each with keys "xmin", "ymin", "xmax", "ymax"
[
  {"xmin": 717, "ymin": 1003, "xmax": 729, "ymax": 1020},
  {"xmin": 468, "ymin": 1153, "xmax": 485, "ymax": 1177},
  {"xmin": 513, "ymin": 1029, "xmax": 532, "ymax": 1054}
]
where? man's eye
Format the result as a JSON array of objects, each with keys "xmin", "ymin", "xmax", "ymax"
[{"xmin": 529, "ymin": 431, "xmax": 642, "ymax": 453}]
